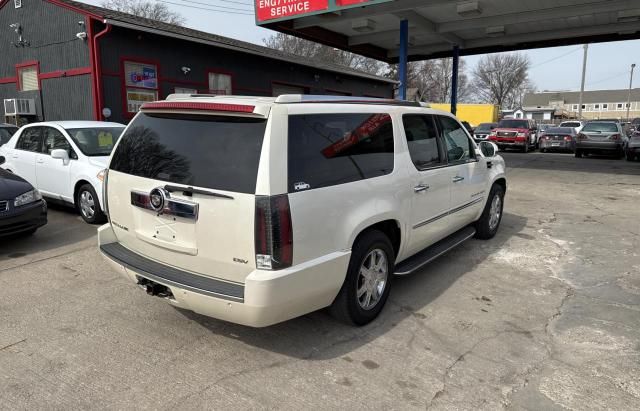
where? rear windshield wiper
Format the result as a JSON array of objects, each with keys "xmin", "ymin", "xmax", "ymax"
[{"xmin": 164, "ymin": 185, "xmax": 234, "ymax": 200}]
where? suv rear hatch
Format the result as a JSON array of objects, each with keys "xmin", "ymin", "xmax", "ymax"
[{"xmin": 106, "ymin": 101, "xmax": 270, "ymax": 284}]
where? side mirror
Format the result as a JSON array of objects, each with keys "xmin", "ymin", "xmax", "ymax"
[
  {"xmin": 479, "ymin": 141, "xmax": 498, "ymax": 157},
  {"xmin": 0, "ymin": 156, "xmax": 5, "ymax": 166},
  {"xmin": 50, "ymin": 149, "xmax": 70, "ymax": 165}
]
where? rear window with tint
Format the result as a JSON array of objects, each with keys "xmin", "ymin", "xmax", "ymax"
[
  {"xmin": 546, "ymin": 127, "xmax": 574, "ymax": 135},
  {"xmin": 561, "ymin": 122, "xmax": 581, "ymax": 128},
  {"xmin": 109, "ymin": 113, "xmax": 266, "ymax": 194},
  {"xmin": 288, "ymin": 113, "xmax": 394, "ymax": 193},
  {"xmin": 582, "ymin": 122, "xmax": 618, "ymax": 133}
]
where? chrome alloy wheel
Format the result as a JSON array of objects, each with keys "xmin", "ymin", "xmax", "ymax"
[
  {"xmin": 79, "ymin": 190, "xmax": 96, "ymax": 220},
  {"xmin": 357, "ymin": 249, "xmax": 388, "ymax": 311},
  {"xmin": 489, "ymin": 195, "xmax": 502, "ymax": 231}
]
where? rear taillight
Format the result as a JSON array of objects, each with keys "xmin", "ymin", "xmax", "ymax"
[
  {"xmin": 564, "ymin": 136, "xmax": 572, "ymax": 141},
  {"xmin": 102, "ymin": 168, "xmax": 110, "ymax": 219},
  {"xmin": 609, "ymin": 134, "xmax": 621, "ymax": 141},
  {"xmin": 543, "ymin": 135, "xmax": 550, "ymax": 140},
  {"xmin": 255, "ymin": 195, "xmax": 293, "ymax": 270},
  {"xmin": 577, "ymin": 133, "xmax": 588, "ymax": 140}
]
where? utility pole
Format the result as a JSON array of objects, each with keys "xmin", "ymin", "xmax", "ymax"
[
  {"xmin": 626, "ymin": 63, "xmax": 636, "ymax": 122},
  {"xmin": 577, "ymin": 44, "xmax": 588, "ymax": 120}
]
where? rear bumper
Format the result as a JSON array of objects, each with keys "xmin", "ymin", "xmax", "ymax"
[
  {"xmin": 576, "ymin": 141, "xmax": 622, "ymax": 151},
  {"xmin": 0, "ymin": 200, "xmax": 47, "ymax": 237},
  {"xmin": 493, "ymin": 140, "xmax": 525, "ymax": 148},
  {"xmin": 626, "ymin": 145, "xmax": 640, "ymax": 153},
  {"xmin": 540, "ymin": 140, "xmax": 574, "ymax": 151},
  {"xmin": 98, "ymin": 224, "xmax": 350, "ymax": 327}
]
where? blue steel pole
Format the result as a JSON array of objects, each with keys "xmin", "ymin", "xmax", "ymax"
[
  {"xmin": 451, "ymin": 45, "xmax": 459, "ymax": 115},
  {"xmin": 399, "ymin": 19, "xmax": 408, "ymax": 100}
]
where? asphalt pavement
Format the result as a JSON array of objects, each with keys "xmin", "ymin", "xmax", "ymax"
[{"xmin": 1, "ymin": 152, "xmax": 639, "ymax": 410}]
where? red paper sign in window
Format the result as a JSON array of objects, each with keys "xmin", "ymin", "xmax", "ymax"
[
  {"xmin": 256, "ymin": 0, "xmax": 328, "ymax": 22},
  {"xmin": 322, "ymin": 114, "xmax": 391, "ymax": 158},
  {"xmin": 336, "ymin": 0, "xmax": 373, "ymax": 5}
]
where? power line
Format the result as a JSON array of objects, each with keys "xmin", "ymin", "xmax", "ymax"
[
  {"xmin": 172, "ymin": 0, "xmax": 253, "ymax": 11},
  {"xmin": 152, "ymin": 0, "xmax": 254, "ymax": 15},
  {"xmin": 530, "ymin": 46, "xmax": 583, "ymax": 69},
  {"xmin": 194, "ymin": 0, "xmax": 254, "ymax": 6},
  {"xmin": 586, "ymin": 70, "xmax": 630, "ymax": 87}
]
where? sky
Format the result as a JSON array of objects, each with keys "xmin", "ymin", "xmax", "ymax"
[{"xmin": 80, "ymin": 0, "xmax": 640, "ymax": 93}]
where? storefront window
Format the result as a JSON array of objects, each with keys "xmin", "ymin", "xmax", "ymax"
[{"xmin": 124, "ymin": 61, "xmax": 158, "ymax": 113}]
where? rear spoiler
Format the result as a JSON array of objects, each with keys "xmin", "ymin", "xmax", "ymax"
[{"xmin": 141, "ymin": 102, "xmax": 256, "ymax": 113}]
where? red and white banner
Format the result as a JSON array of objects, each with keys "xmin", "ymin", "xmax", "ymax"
[{"xmin": 256, "ymin": 0, "xmax": 329, "ymax": 22}]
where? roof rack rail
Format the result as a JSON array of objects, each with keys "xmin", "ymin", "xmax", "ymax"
[{"xmin": 274, "ymin": 94, "xmax": 422, "ymax": 107}]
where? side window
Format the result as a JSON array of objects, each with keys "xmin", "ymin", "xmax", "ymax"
[
  {"xmin": 288, "ymin": 113, "xmax": 394, "ymax": 192},
  {"xmin": 437, "ymin": 116, "xmax": 474, "ymax": 163},
  {"xmin": 16, "ymin": 128, "xmax": 42, "ymax": 152},
  {"xmin": 402, "ymin": 114, "xmax": 443, "ymax": 170},
  {"xmin": 42, "ymin": 128, "xmax": 71, "ymax": 155}
]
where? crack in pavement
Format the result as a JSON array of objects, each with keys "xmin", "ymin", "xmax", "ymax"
[
  {"xmin": 0, "ymin": 339, "xmax": 26, "ymax": 352},
  {"xmin": 0, "ymin": 245, "xmax": 95, "ymax": 274}
]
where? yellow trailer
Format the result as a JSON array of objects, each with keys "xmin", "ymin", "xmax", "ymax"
[{"xmin": 430, "ymin": 104, "xmax": 500, "ymax": 127}]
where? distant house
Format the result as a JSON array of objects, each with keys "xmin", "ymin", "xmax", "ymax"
[
  {"xmin": 524, "ymin": 89, "xmax": 640, "ymax": 121},
  {"xmin": 501, "ymin": 106, "xmax": 573, "ymax": 122}
]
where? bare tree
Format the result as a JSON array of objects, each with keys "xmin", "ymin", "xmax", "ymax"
[
  {"xmin": 471, "ymin": 53, "xmax": 531, "ymax": 109},
  {"xmin": 101, "ymin": 0, "xmax": 185, "ymax": 25},
  {"xmin": 263, "ymin": 33, "xmax": 385, "ymax": 75},
  {"xmin": 385, "ymin": 58, "xmax": 472, "ymax": 103},
  {"xmin": 415, "ymin": 58, "xmax": 472, "ymax": 103},
  {"xmin": 504, "ymin": 80, "xmax": 537, "ymax": 109}
]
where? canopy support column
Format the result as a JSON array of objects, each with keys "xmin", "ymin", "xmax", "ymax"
[
  {"xmin": 398, "ymin": 19, "xmax": 408, "ymax": 100},
  {"xmin": 451, "ymin": 45, "xmax": 460, "ymax": 115}
]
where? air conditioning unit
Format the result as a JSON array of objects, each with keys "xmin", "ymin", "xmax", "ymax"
[{"xmin": 4, "ymin": 99, "xmax": 36, "ymax": 116}]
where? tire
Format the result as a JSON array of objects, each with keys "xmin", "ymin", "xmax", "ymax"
[
  {"xmin": 76, "ymin": 183, "xmax": 106, "ymax": 224},
  {"xmin": 474, "ymin": 184, "xmax": 505, "ymax": 240},
  {"xmin": 330, "ymin": 230, "xmax": 395, "ymax": 326},
  {"xmin": 575, "ymin": 149, "xmax": 582, "ymax": 158},
  {"xmin": 541, "ymin": 148, "xmax": 546, "ymax": 153},
  {"xmin": 625, "ymin": 151, "xmax": 634, "ymax": 161},
  {"xmin": 523, "ymin": 142, "xmax": 529, "ymax": 153}
]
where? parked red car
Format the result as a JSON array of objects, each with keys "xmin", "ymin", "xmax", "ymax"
[{"xmin": 489, "ymin": 119, "xmax": 538, "ymax": 153}]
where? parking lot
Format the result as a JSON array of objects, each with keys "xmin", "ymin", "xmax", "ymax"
[{"xmin": 1, "ymin": 151, "xmax": 639, "ymax": 410}]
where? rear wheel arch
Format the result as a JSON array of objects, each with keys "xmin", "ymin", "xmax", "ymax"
[{"xmin": 352, "ymin": 219, "xmax": 401, "ymax": 261}]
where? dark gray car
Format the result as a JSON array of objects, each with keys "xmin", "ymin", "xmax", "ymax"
[
  {"xmin": 0, "ymin": 123, "xmax": 18, "ymax": 146},
  {"xmin": 539, "ymin": 127, "xmax": 576, "ymax": 153},
  {"xmin": 575, "ymin": 121, "xmax": 626, "ymax": 158}
]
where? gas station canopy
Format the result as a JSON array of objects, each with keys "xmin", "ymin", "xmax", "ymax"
[{"xmin": 256, "ymin": 0, "xmax": 640, "ymax": 63}]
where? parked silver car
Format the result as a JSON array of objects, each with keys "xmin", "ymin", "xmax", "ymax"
[
  {"xmin": 625, "ymin": 129, "xmax": 640, "ymax": 161},
  {"xmin": 575, "ymin": 121, "xmax": 626, "ymax": 158}
]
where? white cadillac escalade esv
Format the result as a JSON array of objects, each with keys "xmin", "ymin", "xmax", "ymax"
[{"xmin": 98, "ymin": 94, "xmax": 506, "ymax": 327}]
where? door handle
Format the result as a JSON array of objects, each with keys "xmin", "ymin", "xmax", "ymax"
[
  {"xmin": 453, "ymin": 176, "xmax": 465, "ymax": 183},
  {"xmin": 414, "ymin": 184, "xmax": 429, "ymax": 193}
]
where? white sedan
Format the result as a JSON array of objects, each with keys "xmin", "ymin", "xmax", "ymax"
[{"xmin": 0, "ymin": 121, "xmax": 125, "ymax": 224}]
